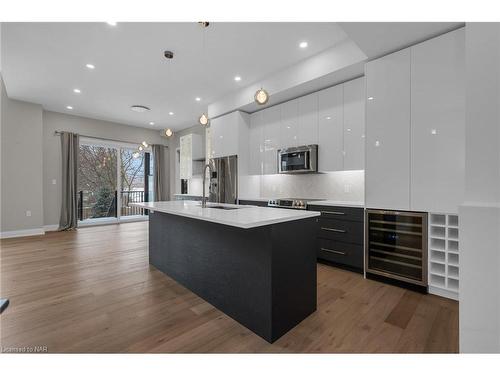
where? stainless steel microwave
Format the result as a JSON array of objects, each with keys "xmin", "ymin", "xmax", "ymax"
[{"xmin": 278, "ymin": 144, "xmax": 318, "ymax": 174}]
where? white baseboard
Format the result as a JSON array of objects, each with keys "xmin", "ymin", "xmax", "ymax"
[
  {"xmin": 1, "ymin": 218, "xmax": 148, "ymax": 239},
  {"xmin": 0, "ymin": 228, "xmax": 45, "ymax": 239},
  {"xmin": 43, "ymin": 224, "xmax": 59, "ymax": 232}
]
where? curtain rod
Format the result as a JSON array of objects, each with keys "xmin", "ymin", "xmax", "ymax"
[{"xmin": 53, "ymin": 131, "xmax": 167, "ymax": 148}]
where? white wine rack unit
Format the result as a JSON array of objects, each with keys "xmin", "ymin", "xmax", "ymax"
[{"xmin": 428, "ymin": 213, "xmax": 459, "ymax": 300}]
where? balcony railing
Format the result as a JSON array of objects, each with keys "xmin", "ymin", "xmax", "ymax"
[{"xmin": 77, "ymin": 190, "xmax": 147, "ymax": 221}]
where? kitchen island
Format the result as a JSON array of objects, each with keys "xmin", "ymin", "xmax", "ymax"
[{"xmin": 132, "ymin": 200, "xmax": 320, "ymax": 343}]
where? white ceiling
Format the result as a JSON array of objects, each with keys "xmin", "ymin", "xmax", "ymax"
[
  {"xmin": 1, "ymin": 22, "xmax": 348, "ymax": 131},
  {"xmin": 1, "ymin": 22, "xmax": 464, "ymax": 132},
  {"xmin": 339, "ymin": 22, "xmax": 464, "ymax": 60}
]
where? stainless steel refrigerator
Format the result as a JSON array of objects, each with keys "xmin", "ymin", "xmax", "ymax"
[{"xmin": 208, "ymin": 155, "xmax": 238, "ymax": 204}]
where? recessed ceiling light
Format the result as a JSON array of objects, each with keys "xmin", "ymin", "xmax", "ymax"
[
  {"xmin": 130, "ymin": 105, "xmax": 150, "ymax": 113},
  {"xmin": 106, "ymin": 22, "xmax": 117, "ymax": 26},
  {"xmin": 86, "ymin": 63, "xmax": 95, "ymax": 70},
  {"xmin": 149, "ymin": 122, "xmax": 155, "ymax": 126},
  {"xmin": 169, "ymin": 111, "xmax": 174, "ymax": 116},
  {"xmin": 195, "ymin": 97, "xmax": 201, "ymax": 102},
  {"xmin": 73, "ymin": 88, "xmax": 81, "ymax": 94},
  {"xmin": 326, "ymin": 116, "xmax": 331, "ymax": 120},
  {"xmin": 299, "ymin": 41, "xmax": 308, "ymax": 48},
  {"xmin": 368, "ymin": 96, "xmax": 374, "ymax": 101},
  {"xmin": 234, "ymin": 76, "xmax": 242, "ymax": 82},
  {"xmin": 66, "ymin": 106, "xmax": 73, "ymax": 110}
]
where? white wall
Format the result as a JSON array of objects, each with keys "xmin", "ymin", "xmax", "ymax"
[
  {"xmin": 240, "ymin": 170, "xmax": 364, "ymax": 203},
  {"xmin": 42, "ymin": 111, "xmax": 168, "ymax": 227},
  {"xmin": 459, "ymin": 23, "xmax": 500, "ymax": 353},
  {"xmin": 1, "ymin": 75, "xmax": 44, "ymax": 235}
]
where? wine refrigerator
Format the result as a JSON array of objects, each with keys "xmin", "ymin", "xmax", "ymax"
[{"xmin": 365, "ymin": 209, "xmax": 428, "ymax": 287}]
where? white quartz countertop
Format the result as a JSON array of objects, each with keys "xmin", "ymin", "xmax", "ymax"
[
  {"xmin": 307, "ymin": 200, "xmax": 365, "ymax": 208},
  {"xmin": 132, "ymin": 200, "xmax": 320, "ymax": 229},
  {"xmin": 238, "ymin": 197, "xmax": 270, "ymax": 202},
  {"xmin": 238, "ymin": 197, "xmax": 364, "ymax": 208}
]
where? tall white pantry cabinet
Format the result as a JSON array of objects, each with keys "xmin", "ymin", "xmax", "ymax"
[{"xmin": 365, "ymin": 28, "xmax": 465, "ymax": 215}]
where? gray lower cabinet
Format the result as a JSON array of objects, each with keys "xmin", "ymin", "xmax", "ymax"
[{"xmin": 308, "ymin": 205, "xmax": 364, "ymax": 272}]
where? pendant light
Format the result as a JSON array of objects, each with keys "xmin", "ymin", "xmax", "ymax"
[
  {"xmin": 254, "ymin": 88, "xmax": 270, "ymax": 105},
  {"xmin": 198, "ymin": 22, "xmax": 210, "ymax": 127},
  {"xmin": 199, "ymin": 113, "xmax": 209, "ymax": 127}
]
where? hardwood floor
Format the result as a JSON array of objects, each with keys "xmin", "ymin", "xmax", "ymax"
[{"xmin": 0, "ymin": 222, "xmax": 459, "ymax": 353}]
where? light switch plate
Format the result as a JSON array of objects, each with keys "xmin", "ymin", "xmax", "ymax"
[
  {"xmin": 52, "ymin": 179, "xmax": 57, "ymax": 185},
  {"xmin": 26, "ymin": 210, "xmax": 32, "ymax": 217}
]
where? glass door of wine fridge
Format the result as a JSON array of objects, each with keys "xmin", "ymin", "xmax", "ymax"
[{"xmin": 365, "ymin": 209, "xmax": 428, "ymax": 287}]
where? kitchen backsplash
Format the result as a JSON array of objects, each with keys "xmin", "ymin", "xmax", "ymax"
[
  {"xmin": 187, "ymin": 170, "xmax": 364, "ymax": 203},
  {"xmin": 239, "ymin": 170, "xmax": 364, "ymax": 202},
  {"xmin": 188, "ymin": 176, "xmax": 204, "ymax": 196}
]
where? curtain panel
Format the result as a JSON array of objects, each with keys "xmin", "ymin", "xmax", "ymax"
[
  {"xmin": 59, "ymin": 132, "xmax": 79, "ymax": 230},
  {"xmin": 152, "ymin": 144, "xmax": 170, "ymax": 201}
]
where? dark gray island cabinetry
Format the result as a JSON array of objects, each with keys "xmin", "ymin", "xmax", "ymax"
[{"xmin": 133, "ymin": 201, "xmax": 320, "ymax": 343}]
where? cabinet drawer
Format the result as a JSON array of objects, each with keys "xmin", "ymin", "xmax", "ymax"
[
  {"xmin": 318, "ymin": 239, "xmax": 363, "ymax": 269},
  {"xmin": 318, "ymin": 218, "xmax": 363, "ymax": 244},
  {"xmin": 308, "ymin": 205, "xmax": 364, "ymax": 222}
]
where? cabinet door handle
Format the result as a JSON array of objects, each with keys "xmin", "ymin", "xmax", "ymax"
[
  {"xmin": 321, "ymin": 248, "xmax": 346, "ymax": 255},
  {"xmin": 321, "ymin": 227, "xmax": 346, "ymax": 233},
  {"xmin": 321, "ymin": 211, "xmax": 345, "ymax": 215}
]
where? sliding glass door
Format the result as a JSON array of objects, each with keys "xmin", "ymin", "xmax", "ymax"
[
  {"xmin": 77, "ymin": 139, "xmax": 151, "ymax": 223},
  {"xmin": 120, "ymin": 148, "xmax": 152, "ymax": 218},
  {"xmin": 78, "ymin": 144, "xmax": 118, "ymax": 221}
]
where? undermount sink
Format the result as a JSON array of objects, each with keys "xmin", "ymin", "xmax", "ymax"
[
  {"xmin": 206, "ymin": 205, "xmax": 241, "ymax": 210},
  {"xmin": 195, "ymin": 202, "xmax": 245, "ymax": 210}
]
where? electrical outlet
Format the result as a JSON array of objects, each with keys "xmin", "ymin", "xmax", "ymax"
[{"xmin": 26, "ymin": 210, "xmax": 32, "ymax": 217}]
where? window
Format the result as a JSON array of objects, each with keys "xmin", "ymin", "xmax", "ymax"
[{"xmin": 77, "ymin": 139, "xmax": 151, "ymax": 223}]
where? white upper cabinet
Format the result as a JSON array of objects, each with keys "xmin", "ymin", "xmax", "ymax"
[
  {"xmin": 179, "ymin": 133, "xmax": 203, "ymax": 179},
  {"xmin": 205, "ymin": 127, "xmax": 212, "ymax": 161},
  {"xmin": 179, "ymin": 134, "xmax": 192, "ymax": 179},
  {"xmin": 210, "ymin": 112, "xmax": 239, "ymax": 159},
  {"xmin": 249, "ymin": 111, "xmax": 264, "ymax": 175},
  {"xmin": 298, "ymin": 92, "xmax": 319, "ymax": 146},
  {"xmin": 244, "ymin": 79, "xmax": 367, "ymax": 176},
  {"xmin": 410, "ymin": 28, "xmax": 465, "ymax": 214},
  {"xmin": 365, "ymin": 48, "xmax": 411, "ymax": 210},
  {"xmin": 280, "ymin": 98, "xmax": 299, "ymax": 148},
  {"xmin": 262, "ymin": 105, "xmax": 281, "ymax": 175},
  {"xmin": 343, "ymin": 77, "xmax": 366, "ymax": 171},
  {"xmin": 318, "ymin": 84, "xmax": 344, "ymax": 172}
]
